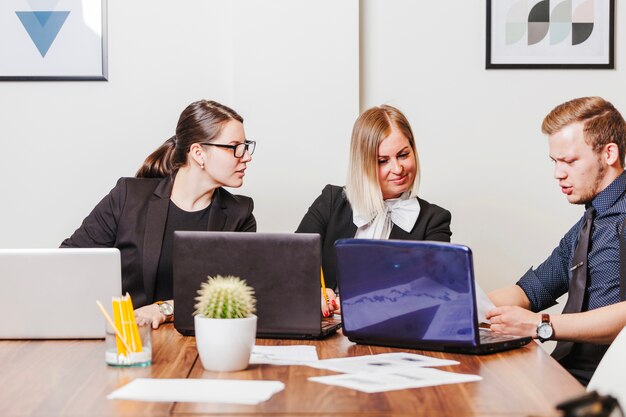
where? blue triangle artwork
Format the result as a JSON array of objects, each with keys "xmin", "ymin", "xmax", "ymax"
[{"xmin": 16, "ymin": 11, "xmax": 71, "ymax": 58}]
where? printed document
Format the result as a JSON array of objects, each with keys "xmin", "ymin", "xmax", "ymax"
[
  {"xmin": 309, "ymin": 367, "xmax": 481, "ymax": 393},
  {"xmin": 475, "ymin": 282, "xmax": 496, "ymax": 324},
  {"xmin": 250, "ymin": 345, "xmax": 318, "ymax": 365},
  {"xmin": 309, "ymin": 352, "xmax": 458, "ymax": 374}
]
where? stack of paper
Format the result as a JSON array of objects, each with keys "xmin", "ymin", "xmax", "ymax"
[
  {"xmin": 309, "ymin": 352, "xmax": 458, "ymax": 373},
  {"xmin": 309, "ymin": 367, "xmax": 481, "ymax": 393},
  {"xmin": 307, "ymin": 352, "xmax": 481, "ymax": 393},
  {"xmin": 475, "ymin": 283, "xmax": 496, "ymax": 324},
  {"xmin": 107, "ymin": 378, "xmax": 284, "ymax": 404},
  {"xmin": 250, "ymin": 345, "xmax": 318, "ymax": 365}
]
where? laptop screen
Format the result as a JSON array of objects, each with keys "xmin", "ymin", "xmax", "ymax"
[
  {"xmin": 0, "ymin": 248, "xmax": 122, "ymax": 339},
  {"xmin": 335, "ymin": 239, "xmax": 479, "ymax": 347},
  {"xmin": 173, "ymin": 231, "xmax": 329, "ymax": 338}
]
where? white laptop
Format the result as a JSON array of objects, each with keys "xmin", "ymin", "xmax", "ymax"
[{"xmin": 0, "ymin": 248, "xmax": 122, "ymax": 339}]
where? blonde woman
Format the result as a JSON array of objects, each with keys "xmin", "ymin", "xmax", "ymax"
[{"xmin": 296, "ymin": 105, "xmax": 451, "ymax": 316}]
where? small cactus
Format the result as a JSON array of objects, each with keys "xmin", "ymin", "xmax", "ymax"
[{"xmin": 194, "ymin": 275, "xmax": 256, "ymax": 319}]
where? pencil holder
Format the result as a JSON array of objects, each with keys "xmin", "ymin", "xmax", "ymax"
[{"xmin": 104, "ymin": 321, "xmax": 152, "ymax": 367}]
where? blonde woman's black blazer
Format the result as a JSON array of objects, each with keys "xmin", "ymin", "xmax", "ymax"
[
  {"xmin": 295, "ymin": 184, "xmax": 452, "ymax": 289},
  {"xmin": 61, "ymin": 175, "xmax": 255, "ymax": 307}
]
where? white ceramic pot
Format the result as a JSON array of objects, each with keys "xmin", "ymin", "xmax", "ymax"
[{"xmin": 194, "ymin": 314, "xmax": 257, "ymax": 372}]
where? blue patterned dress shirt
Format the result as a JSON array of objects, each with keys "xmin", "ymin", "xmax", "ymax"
[
  {"xmin": 517, "ymin": 171, "xmax": 626, "ymax": 311},
  {"xmin": 517, "ymin": 170, "xmax": 626, "ymax": 383}
]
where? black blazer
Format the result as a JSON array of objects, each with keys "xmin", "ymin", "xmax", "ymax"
[
  {"xmin": 295, "ymin": 184, "xmax": 452, "ymax": 289},
  {"xmin": 61, "ymin": 176, "xmax": 256, "ymax": 307}
]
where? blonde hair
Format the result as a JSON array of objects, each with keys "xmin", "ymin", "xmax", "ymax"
[
  {"xmin": 542, "ymin": 96, "xmax": 626, "ymax": 166},
  {"xmin": 345, "ymin": 105, "xmax": 421, "ymax": 220}
]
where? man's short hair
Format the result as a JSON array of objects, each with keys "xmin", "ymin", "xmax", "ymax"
[{"xmin": 542, "ymin": 96, "xmax": 626, "ymax": 166}]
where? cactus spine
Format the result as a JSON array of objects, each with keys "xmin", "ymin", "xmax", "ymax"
[{"xmin": 194, "ymin": 275, "xmax": 256, "ymax": 319}]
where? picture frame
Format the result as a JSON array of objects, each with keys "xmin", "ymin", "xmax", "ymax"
[
  {"xmin": 486, "ymin": 0, "xmax": 614, "ymax": 69},
  {"xmin": 0, "ymin": 0, "xmax": 108, "ymax": 81}
]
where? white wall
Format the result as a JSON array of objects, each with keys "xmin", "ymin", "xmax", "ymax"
[
  {"xmin": 1, "ymin": 0, "xmax": 233, "ymax": 247},
  {"xmin": 0, "ymin": 0, "xmax": 358, "ymax": 247},
  {"xmin": 362, "ymin": 0, "xmax": 624, "ymax": 293},
  {"xmin": 231, "ymin": 0, "xmax": 359, "ymax": 231},
  {"xmin": 1, "ymin": 0, "xmax": 623, "ymax": 299}
]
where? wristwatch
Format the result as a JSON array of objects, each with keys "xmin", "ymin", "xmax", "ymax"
[
  {"xmin": 536, "ymin": 313, "xmax": 553, "ymax": 343},
  {"xmin": 156, "ymin": 301, "xmax": 174, "ymax": 321}
]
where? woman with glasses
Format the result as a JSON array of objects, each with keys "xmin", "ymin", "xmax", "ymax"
[
  {"xmin": 296, "ymin": 104, "xmax": 451, "ymax": 317},
  {"xmin": 62, "ymin": 100, "xmax": 256, "ymax": 328}
]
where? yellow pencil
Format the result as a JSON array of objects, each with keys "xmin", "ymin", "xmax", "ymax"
[
  {"xmin": 125, "ymin": 293, "xmax": 143, "ymax": 352},
  {"xmin": 320, "ymin": 267, "xmax": 330, "ymax": 307},
  {"xmin": 96, "ymin": 300, "xmax": 132, "ymax": 353},
  {"xmin": 112, "ymin": 297, "xmax": 127, "ymax": 356},
  {"xmin": 123, "ymin": 295, "xmax": 136, "ymax": 352}
]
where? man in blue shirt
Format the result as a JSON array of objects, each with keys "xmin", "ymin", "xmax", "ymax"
[{"xmin": 487, "ymin": 96, "xmax": 626, "ymax": 385}]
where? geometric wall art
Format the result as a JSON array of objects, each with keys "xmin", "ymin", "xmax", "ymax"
[
  {"xmin": 486, "ymin": 0, "xmax": 614, "ymax": 69},
  {"xmin": 0, "ymin": 0, "xmax": 107, "ymax": 80}
]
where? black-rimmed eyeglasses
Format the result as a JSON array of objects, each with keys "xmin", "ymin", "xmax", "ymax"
[{"xmin": 204, "ymin": 140, "xmax": 256, "ymax": 158}]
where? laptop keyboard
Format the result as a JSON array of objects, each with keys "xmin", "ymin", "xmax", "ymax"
[
  {"xmin": 321, "ymin": 316, "xmax": 342, "ymax": 330},
  {"xmin": 479, "ymin": 328, "xmax": 522, "ymax": 344}
]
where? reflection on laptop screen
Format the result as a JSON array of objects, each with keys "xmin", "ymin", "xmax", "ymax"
[{"xmin": 336, "ymin": 240, "xmax": 478, "ymax": 345}]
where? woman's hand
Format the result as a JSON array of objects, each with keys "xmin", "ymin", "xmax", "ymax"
[
  {"xmin": 321, "ymin": 288, "xmax": 341, "ymax": 317},
  {"xmin": 135, "ymin": 303, "xmax": 169, "ymax": 329}
]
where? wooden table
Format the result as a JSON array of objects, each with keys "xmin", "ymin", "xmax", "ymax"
[{"xmin": 0, "ymin": 324, "xmax": 584, "ymax": 417}]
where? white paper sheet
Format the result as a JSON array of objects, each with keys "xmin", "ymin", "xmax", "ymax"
[
  {"xmin": 107, "ymin": 378, "xmax": 284, "ymax": 404},
  {"xmin": 308, "ymin": 352, "xmax": 458, "ymax": 374},
  {"xmin": 309, "ymin": 367, "xmax": 481, "ymax": 393},
  {"xmin": 250, "ymin": 345, "xmax": 318, "ymax": 365},
  {"xmin": 475, "ymin": 282, "xmax": 496, "ymax": 324}
]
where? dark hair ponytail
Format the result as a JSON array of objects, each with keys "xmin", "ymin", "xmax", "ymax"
[
  {"xmin": 135, "ymin": 100, "xmax": 243, "ymax": 179},
  {"xmin": 135, "ymin": 136, "xmax": 177, "ymax": 178}
]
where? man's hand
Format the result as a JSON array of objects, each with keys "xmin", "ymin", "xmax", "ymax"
[{"xmin": 486, "ymin": 306, "xmax": 541, "ymax": 338}]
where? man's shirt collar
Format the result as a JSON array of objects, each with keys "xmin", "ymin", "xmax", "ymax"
[{"xmin": 589, "ymin": 170, "xmax": 626, "ymax": 213}]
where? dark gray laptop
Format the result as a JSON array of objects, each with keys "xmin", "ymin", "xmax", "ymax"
[
  {"xmin": 335, "ymin": 239, "xmax": 531, "ymax": 354},
  {"xmin": 173, "ymin": 231, "xmax": 341, "ymax": 339}
]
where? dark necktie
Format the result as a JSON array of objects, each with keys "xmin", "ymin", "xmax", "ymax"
[{"xmin": 552, "ymin": 206, "xmax": 596, "ymax": 361}]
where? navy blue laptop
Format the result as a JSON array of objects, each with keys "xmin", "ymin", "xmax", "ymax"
[{"xmin": 334, "ymin": 239, "xmax": 531, "ymax": 354}]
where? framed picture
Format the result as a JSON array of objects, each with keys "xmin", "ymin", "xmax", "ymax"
[
  {"xmin": 0, "ymin": 0, "xmax": 107, "ymax": 80},
  {"xmin": 486, "ymin": 0, "xmax": 614, "ymax": 69}
]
